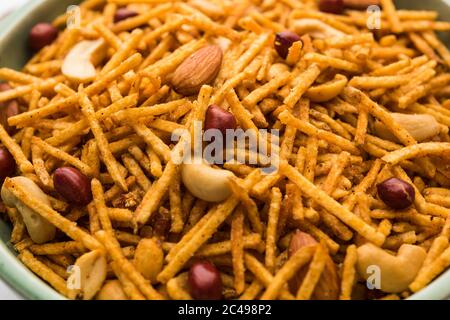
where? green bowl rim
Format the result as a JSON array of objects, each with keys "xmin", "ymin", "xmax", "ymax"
[{"xmin": 0, "ymin": 0, "xmax": 449, "ymax": 300}]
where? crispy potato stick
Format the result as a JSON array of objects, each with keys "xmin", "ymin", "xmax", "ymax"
[
  {"xmin": 46, "ymin": 94, "xmax": 138, "ymax": 146},
  {"xmin": 157, "ymin": 170, "xmax": 261, "ymax": 283},
  {"xmin": 342, "ymin": 87, "xmax": 416, "ymax": 146},
  {"xmin": 147, "ymin": 146, "xmax": 163, "ymax": 178},
  {"xmin": 179, "ymin": 3, "xmax": 240, "ymax": 40},
  {"xmin": 32, "ymin": 137, "xmax": 94, "ymax": 177},
  {"xmin": 122, "ymin": 154, "xmax": 151, "ymax": 191},
  {"xmin": 422, "ymin": 31, "xmax": 450, "ymax": 67},
  {"xmin": 8, "ymin": 53, "xmax": 142, "ymax": 127},
  {"xmin": 18, "ymin": 250, "xmax": 74, "ymax": 298},
  {"xmin": 304, "ymin": 136, "xmax": 319, "ymax": 182},
  {"xmin": 0, "ymin": 77, "xmax": 60, "ymax": 103},
  {"xmin": 4, "ymin": 178, "xmax": 102, "ymax": 251},
  {"xmin": 6, "ymin": 207, "xmax": 25, "ymax": 244},
  {"xmin": 304, "ymin": 53, "xmax": 361, "ymax": 73},
  {"xmin": 0, "ymin": 125, "xmax": 34, "ymax": 173},
  {"xmin": 278, "ymin": 110, "xmax": 360, "ymax": 155},
  {"xmin": 140, "ymin": 39, "xmax": 206, "ymax": 78},
  {"xmin": 195, "ymin": 234, "xmax": 262, "ymax": 257},
  {"xmin": 408, "ymin": 33, "xmax": 441, "ymax": 62},
  {"xmin": 110, "ymin": 262, "xmax": 145, "ymax": 300},
  {"xmin": 339, "ymin": 244, "xmax": 358, "ymax": 300},
  {"xmin": 169, "ymin": 170, "xmax": 184, "ymax": 233},
  {"xmin": 261, "ymin": 246, "xmax": 315, "ymax": 300},
  {"xmin": 101, "ymin": 29, "xmax": 143, "ymax": 75},
  {"xmin": 111, "ymin": 3, "xmax": 172, "ymax": 33},
  {"xmin": 244, "ymin": 253, "xmax": 295, "ymax": 300},
  {"xmin": 135, "ymin": 161, "xmax": 177, "ymax": 225},
  {"xmin": 227, "ymin": 89, "xmax": 258, "ymax": 131},
  {"xmin": 143, "ymin": 15, "xmax": 187, "ymax": 45},
  {"xmin": 280, "ymin": 162, "xmax": 386, "ymax": 246},
  {"xmin": 0, "ymin": 68, "xmax": 41, "ymax": 84},
  {"xmin": 322, "ymin": 151, "xmax": 350, "ymax": 195},
  {"xmin": 166, "ymin": 209, "xmax": 216, "ymax": 261},
  {"xmin": 91, "ymin": 179, "xmax": 115, "ymax": 235},
  {"xmin": 128, "ymin": 145, "xmax": 152, "ymax": 175},
  {"xmin": 141, "ymin": 34, "xmax": 173, "ymax": 67},
  {"xmin": 96, "ymin": 230, "xmax": 163, "ymax": 300},
  {"xmin": 104, "ymin": 176, "xmax": 136, "ymax": 203},
  {"xmin": 93, "ymin": 23, "xmax": 122, "ymax": 50},
  {"xmin": 239, "ymin": 280, "xmax": 263, "ymax": 300},
  {"xmin": 231, "ymin": 209, "xmax": 245, "ymax": 295},
  {"xmin": 113, "ymin": 99, "xmax": 187, "ymax": 122},
  {"xmin": 80, "ymin": 92, "xmax": 127, "ymax": 191},
  {"xmin": 284, "ymin": 63, "xmax": 321, "ymax": 109},
  {"xmin": 243, "ymin": 72, "xmax": 291, "ymax": 108},
  {"xmin": 382, "ymin": 142, "xmax": 450, "ymax": 165},
  {"xmin": 133, "ymin": 124, "xmax": 171, "ymax": 163},
  {"xmin": 410, "ymin": 245, "xmax": 450, "ymax": 292},
  {"xmin": 381, "ymin": 0, "xmax": 403, "ymax": 33},
  {"xmin": 265, "ymin": 188, "xmax": 282, "ymax": 273},
  {"xmin": 297, "ymin": 243, "xmax": 327, "ymax": 300},
  {"xmin": 167, "ymin": 273, "xmax": 193, "ymax": 300},
  {"xmin": 229, "ymin": 177, "xmax": 264, "ymax": 234},
  {"xmin": 29, "ymin": 241, "xmax": 86, "ymax": 255},
  {"xmin": 233, "ymin": 33, "xmax": 270, "ymax": 75}
]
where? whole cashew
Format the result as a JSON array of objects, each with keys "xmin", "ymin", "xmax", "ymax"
[
  {"xmin": 181, "ymin": 159, "xmax": 234, "ymax": 202},
  {"xmin": 356, "ymin": 243, "xmax": 426, "ymax": 293},
  {"xmin": 306, "ymin": 74, "xmax": 348, "ymax": 102},
  {"xmin": 62, "ymin": 39, "xmax": 106, "ymax": 83},
  {"xmin": 75, "ymin": 250, "xmax": 107, "ymax": 300},
  {"xmin": 1, "ymin": 176, "xmax": 56, "ymax": 244},
  {"xmin": 96, "ymin": 280, "xmax": 127, "ymax": 300},
  {"xmin": 134, "ymin": 238, "xmax": 164, "ymax": 284},
  {"xmin": 292, "ymin": 19, "xmax": 345, "ymax": 39},
  {"xmin": 373, "ymin": 113, "xmax": 441, "ymax": 143}
]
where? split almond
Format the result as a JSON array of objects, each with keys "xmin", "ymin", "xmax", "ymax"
[
  {"xmin": 171, "ymin": 45, "xmax": 223, "ymax": 96},
  {"xmin": 288, "ymin": 230, "xmax": 340, "ymax": 300}
]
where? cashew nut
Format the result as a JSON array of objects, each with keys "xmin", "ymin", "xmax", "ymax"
[
  {"xmin": 292, "ymin": 19, "xmax": 345, "ymax": 39},
  {"xmin": 373, "ymin": 113, "xmax": 441, "ymax": 142},
  {"xmin": 134, "ymin": 238, "xmax": 164, "ymax": 283},
  {"xmin": 356, "ymin": 243, "xmax": 426, "ymax": 293},
  {"xmin": 75, "ymin": 250, "xmax": 107, "ymax": 300},
  {"xmin": 306, "ymin": 74, "xmax": 348, "ymax": 102},
  {"xmin": 181, "ymin": 159, "xmax": 234, "ymax": 202},
  {"xmin": 62, "ymin": 39, "xmax": 106, "ymax": 83},
  {"xmin": 96, "ymin": 280, "xmax": 127, "ymax": 300},
  {"xmin": 1, "ymin": 176, "xmax": 56, "ymax": 244}
]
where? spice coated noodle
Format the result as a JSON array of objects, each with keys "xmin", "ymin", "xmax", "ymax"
[{"xmin": 1, "ymin": 0, "xmax": 450, "ymax": 300}]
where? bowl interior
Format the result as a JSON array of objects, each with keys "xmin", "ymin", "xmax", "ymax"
[{"xmin": 0, "ymin": 0, "xmax": 449, "ymax": 300}]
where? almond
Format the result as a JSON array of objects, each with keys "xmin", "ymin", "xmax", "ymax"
[
  {"xmin": 288, "ymin": 230, "xmax": 340, "ymax": 300},
  {"xmin": 171, "ymin": 45, "xmax": 223, "ymax": 96}
]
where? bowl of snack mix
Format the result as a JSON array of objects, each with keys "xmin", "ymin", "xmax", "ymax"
[{"xmin": 0, "ymin": 0, "xmax": 450, "ymax": 300}]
